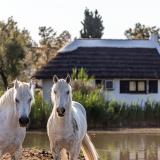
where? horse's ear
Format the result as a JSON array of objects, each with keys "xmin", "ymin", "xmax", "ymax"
[
  {"xmin": 14, "ymin": 79, "xmax": 19, "ymax": 89},
  {"xmin": 66, "ymin": 74, "xmax": 71, "ymax": 83},
  {"xmin": 29, "ymin": 80, "xmax": 36, "ymax": 90},
  {"xmin": 53, "ymin": 75, "xmax": 58, "ymax": 83}
]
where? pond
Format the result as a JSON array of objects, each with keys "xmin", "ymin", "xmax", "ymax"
[{"xmin": 23, "ymin": 130, "xmax": 160, "ymax": 160}]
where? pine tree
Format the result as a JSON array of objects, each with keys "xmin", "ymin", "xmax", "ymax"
[{"xmin": 80, "ymin": 8, "xmax": 104, "ymax": 38}]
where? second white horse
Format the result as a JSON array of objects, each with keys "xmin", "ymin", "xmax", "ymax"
[
  {"xmin": 0, "ymin": 80, "xmax": 34, "ymax": 160},
  {"xmin": 47, "ymin": 75, "xmax": 98, "ymax": 160}
]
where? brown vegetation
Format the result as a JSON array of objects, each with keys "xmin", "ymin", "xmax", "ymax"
[{"xmin": 0, "ymin": 148, "xmax": 85, "ymax": 160}]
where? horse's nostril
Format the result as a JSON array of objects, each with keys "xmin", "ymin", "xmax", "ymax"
[
  {"xmin": 19, "ymin": 117, "xmax": 29, "ymax": 126},
  {"xmin": 61, "ymin": 108, "xmax": 65, "ymax": 114}
]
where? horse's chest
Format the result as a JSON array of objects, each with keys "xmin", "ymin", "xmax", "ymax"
[
  {"xmin": 0, "ymin": 129, "xmax": 25, "ymax": 154},
  {"xmin": 55, "ymin": 134, "xmax": 77, "ymax": 148}
]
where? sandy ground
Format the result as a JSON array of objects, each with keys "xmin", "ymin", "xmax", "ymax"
[{"xmin": 0, "ymin": 148, "xmax": 85, "ymax": 160}]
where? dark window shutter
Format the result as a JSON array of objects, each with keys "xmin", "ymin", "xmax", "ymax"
[
  {"xmin": 95, "ymin": 79, "xmax": 103, "ymax": 86},
  {"xmin": 120, "ymin": 81, "xmax": 129, "ymax": 93},
  {"xmin": 149, "ymin": 80, "xmax": 158, "ymax": 93}
]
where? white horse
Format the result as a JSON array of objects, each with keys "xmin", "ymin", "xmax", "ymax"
[
  {"xmin": 47, "ymin": 75, "xmax": 98, "ymax": 160},
  {"xmin": 0, "ymin": 80, "xmax": 35, "ymax": 160}
]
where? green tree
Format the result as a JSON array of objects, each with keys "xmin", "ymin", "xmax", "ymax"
[
  {"xmin": 80, "ymin": 8, "xmax": 104, "ymax": 38},
  {"xmin": 34, "ymin": 27, "xmax": 71, "ymax": 69},
  {"xmin": 0, "ymin": 17, "xmax": 32, "ymax": 89},
  {"xmin": 38, "ymin": 26, "xmax": 56, "ymax": 63},
  {"xmin": 125, "ymin": 23, "xmax": 160, "ymax": 39}
]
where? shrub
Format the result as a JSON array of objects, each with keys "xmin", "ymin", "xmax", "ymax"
[
  {"xmin": 27, "ymin": 68, "xmax": 160, "ymax": 129},
  {"xmin": 29, "ymin": 90, "xmax": 52, "ymax": 129}
]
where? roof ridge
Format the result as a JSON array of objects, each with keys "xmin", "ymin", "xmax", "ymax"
[{"xmin": 59, "ymin": 38, "xmax": 158, "ymax": 53}]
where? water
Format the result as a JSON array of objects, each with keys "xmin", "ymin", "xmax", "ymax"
[{"xmin": 23, "ymin": 131, "xmax": 160, "ymax": 160}]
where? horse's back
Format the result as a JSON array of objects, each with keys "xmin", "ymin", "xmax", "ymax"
[
  {"xmin": 72, "ymin": 101, "xmax": 86, "ymax": 117},
  {"xmin": 72, "ymin": 101, "xmax": 87, "ymax": 140}
]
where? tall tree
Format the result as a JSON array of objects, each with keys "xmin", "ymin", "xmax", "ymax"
[
  {"xmin": 39, "ymin": 26, "xmax": 56, "ymax": 63},
  {"xmin": 29, "ymin": 27, "xmax": 71, "ymax": 70},
  {"xmin": 125, "ymin": 23, "xmax": 160, "ymax": 39},
  {"xmin": 80, "ymin": 8, "xmax": 104, "ymax": 38},
  {"xmin": 0, "ymin": 17, "xmax": 32, "ymax": 89}
]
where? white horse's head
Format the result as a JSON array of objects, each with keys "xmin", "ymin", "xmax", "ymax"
[
  {"xmin": 13, "ymin": 80, "xmax": 35, "ymax": 127},
  {"xmin": 51, "ymin": 75, "xmax": 72, "ymax": 117}
]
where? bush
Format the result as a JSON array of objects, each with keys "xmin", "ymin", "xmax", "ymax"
[
  {"xmin": 29, "ymin": 90, "xmax": 52, "ymax": 130},
  {"xmin": 28, "ymin": 88, "xmax": 160, "ymax": 129},
  {"xmin": 27, "ymin": 68, "xmax": 160, "ymax": 129}
]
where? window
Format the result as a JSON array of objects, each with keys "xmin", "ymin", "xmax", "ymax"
[
  {"xmin": 105, "ymin": 80, "xmax": 113, "ymax": 90},
  {"xmin": 138, "ymin": 81, "xmax": 145, "ymax": 91},
  {"xmin": 129, "ymin": 81, "xmax": 136, "ymax": 91},
  {"xmin": 120, "ymin": 81, "xmax": 129, "ymax": 93},
  {"xmin": 95, "ymin": 79, "xmax": 103, "ymax": 86},
  {"xmin": 120, "ymin": 80, "xmax": 146, "ymax": 93},
  {"xmin": 149, "ymin": 80, "xmax": 158, "ymax": 93}
]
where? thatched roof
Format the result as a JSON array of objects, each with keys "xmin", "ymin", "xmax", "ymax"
[{"xmin": 33, "ymin": 41, "xmax": 160, "ymax": 79}]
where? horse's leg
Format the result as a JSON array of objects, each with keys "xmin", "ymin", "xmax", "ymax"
[
  {"xmin": 0, "ymin": 150, "xmax": 2, "ymax": 158},
  {"xmin": 51, "ymin": 143, "xmax": 61, "ymax": 160},
  {"xmin": 11, "ymin": 145, "xmax": 22, "ymax": 160},
  {"xmin": 69, "ymin": 142, "xmax": 81, "ymax": 160},
  {"xmin": 61, "ymin": 149, "xmax": 68, "ymax": 160}
]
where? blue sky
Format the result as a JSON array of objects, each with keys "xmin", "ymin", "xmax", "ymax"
[{"xmin": 0, "ymin": 0, "xmax": 160, "ymax": 42}]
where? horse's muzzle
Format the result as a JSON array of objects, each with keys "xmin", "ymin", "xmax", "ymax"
[
  {"xmin": 19, "ymin": 116, "xmax": 29, "ymax": 127},
  {"xmin": 56, "ymin": 107, "xmax": 65, "ymax": 117}
]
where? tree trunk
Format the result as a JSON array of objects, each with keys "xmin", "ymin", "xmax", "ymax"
[{"xmin": 0, "ymin": 68, "xmax": 8, "ymax": 90}]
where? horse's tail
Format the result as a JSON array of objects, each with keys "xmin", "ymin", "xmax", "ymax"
[{"xmin": 81, "ymin": 133, "xmax": 99, "ymax": 160}]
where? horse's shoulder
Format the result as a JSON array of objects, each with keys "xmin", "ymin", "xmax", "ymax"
[{"xmin": 72, "ymin": 101, "xmax": 86, "ymax": 117}]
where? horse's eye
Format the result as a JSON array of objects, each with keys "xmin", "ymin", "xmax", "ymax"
[
  {"xmin": 28, "ymin": 98, "xmax": 32, "ymax": 103},
  {"xmin": 66, "ymin": 90, "xmax": 69, "ymax": 94},
  {"xmin": 15, "ymin": 99, "xmax": 19, "ymax": 103}
]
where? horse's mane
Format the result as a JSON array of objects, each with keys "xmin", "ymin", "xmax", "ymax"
[{"xmin": 0, "ymin": 87, "xmax": 14, "ymax": 108}]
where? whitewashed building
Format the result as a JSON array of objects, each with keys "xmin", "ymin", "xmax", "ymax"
[{"xmin": 34, "ymin": 34, "xmax": 160, "ymax": 105}]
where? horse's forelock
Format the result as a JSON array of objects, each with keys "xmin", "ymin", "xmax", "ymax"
[
  {"xmin": 53, "ymin": 79, "xmax": 71, "ymax": 91},
  {"xmin": 15, "ymin": 82, "xmax": 33, "ymax": 99}
]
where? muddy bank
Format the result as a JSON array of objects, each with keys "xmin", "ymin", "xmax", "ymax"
[{"xmin": 0, "ymin": 148, "xmax": 85, "ymax": 160}]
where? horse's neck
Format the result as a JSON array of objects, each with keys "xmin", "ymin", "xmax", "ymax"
[{"xmin": 0, "ymin": 88, "xmax": 18, "ymax": 127}]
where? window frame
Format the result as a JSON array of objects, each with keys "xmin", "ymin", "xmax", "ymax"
[
  {"xmin": 120, "ymin": 80, "xmax": 147, "ymax": 94},
  {"xmin": 105, "ymin": 80, "xmax": 114, "ymax": 90}
]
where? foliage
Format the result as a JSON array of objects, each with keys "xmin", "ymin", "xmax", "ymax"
[
  {"xmin": 72, "ymin": 68, "xmax": 90, "ymax": 81},
  {"xmin": 0, "ymin": 17, "xmax": 32, "ymax": 89},
  {"xmin": 125, "ymin": 23, "xmax": 160, "ymax": 39},
  {"xmin": 28, "ymin": 89, "xmax": 160, "ymax": 129},
  {"xmin": 80, "ymin": 8, "xmax": 104, "ymax": 38},
  {"xmin": 33, "ymin": 27, "xmax": 71, "ymax": 69},
  {"xmin": 29, "ymin": 90, "xmax": 52, "ymax": 129},
  {"xmin": 28, "ymin": 69, "xmax": 160, "ymax": 129}
]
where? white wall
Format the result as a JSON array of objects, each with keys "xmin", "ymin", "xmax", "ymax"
[
  {"xmin": 103, "ymin": 79, "xmax": 160, "ymax": 105},
  {"xmin": 42, "ymin": 79, "xmax": 160, "ymax": 106},
  {"xmin": 42, "ymin": 79, "xmax": 53, "ymax": 103}
]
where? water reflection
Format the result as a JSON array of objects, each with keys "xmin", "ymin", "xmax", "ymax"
[
  {"xmin": 23, "ymin": 132, "xmax": 160, "ymax": 160},
  {"xmin": 23, "ymin": 132, "xmax": 49, "ymax": 150},
  {"xmin": 90, "ymin": 133, "xmax": 160, "ymax": 160}
]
